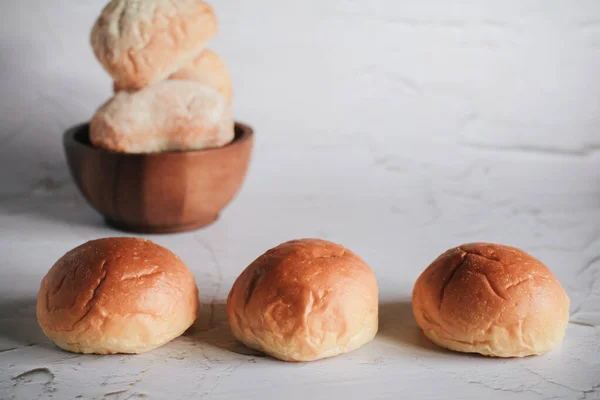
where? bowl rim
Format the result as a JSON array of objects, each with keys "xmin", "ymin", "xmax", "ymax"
[{"xmin": 63, "ymin": 121, "xmax": 254, "ymax": 157}]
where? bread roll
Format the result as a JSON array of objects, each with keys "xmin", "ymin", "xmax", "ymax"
[
  {"xmin": 412, "ymin": 243, "xmax": 570, "ymax": 357},
  {"xmin": 91, "ymin": 0, "xmax": 218, "ymax": 90},
  {"xmin": 227, "ymin": 239, "xmax": 379, "ymax": 362},
  {"xmin": 90, "ymin": 80, "xmax": 234, "ymax": 153},
  {"xmin": 169, "ymin": 49, "xmax": 233, "ymax": 103},
  {"xmin": 37, "ymin": 237, "xmax": 199, "ymax": 354},
  {"xmin": 112, "ymin": 49, "xmax": 233, "ymax": 104}
]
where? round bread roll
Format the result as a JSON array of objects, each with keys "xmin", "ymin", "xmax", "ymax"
[
  {"xmin": 227, "ymin": 239, "xmax": 379, "ymax": 362},
  {"xmin": 169, "ymin": 49, "xmax": 233, "ymax": 103},
  {"xmin": 90, "ymin": 80, "xmax": 234, "ymax": 153},
  {"xmin": 91, "ymin": 0, "xmax": 218, "ymax": 90},
  {"xmin": 37, "ymin": 237, "xmax": 199, "ymax": 354},
  {"xmin": 412, "ymin": 243, "xmax": 570, "ymax": 357},
  {"xmin": 112, "ymin": 49, "xmax": 233, "ymax": 104}
]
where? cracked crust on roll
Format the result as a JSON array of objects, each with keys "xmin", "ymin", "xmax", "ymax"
[
  {"xmin": 226, "ymin": 239, "xmax": 379, "ymax": 362},
  {"xmin": 412, "ymin": 243, "xmax": 570, "ymax": 357},
  {"xmin": 91, "ymin": 0, "xmax": 218, "ymax": 90},
  {"xmin": 90, "ymin": 80, "xmax": 234, "ymax": 153},
  {"xmin": 36, "ymin": 237, "xmax": 199, "ymax": 354}
]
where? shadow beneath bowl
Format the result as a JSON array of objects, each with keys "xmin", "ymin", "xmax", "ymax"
[
  {"xmin": 377, "ymin": 299, "xmax": 448, "ymax": 355},
  {"xmin": 0, "ymin": 185, "xmax": 106, "ymax": 231},
  {"xmin": 0, "ymin": 128, "xmax": 106, "ymax": 231},
  {"xmin": 0, "ymin": 298, "xmax": 55, "ymax": 351},
  {"xmin": 0, "ymin": 40, "xmax": 108, "ymax": 231}
]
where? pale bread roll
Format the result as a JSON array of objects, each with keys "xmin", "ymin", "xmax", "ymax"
[
  {"xmin": 113, "ymin": 49, "xmax": 233, "ymax": 103},
  {"xmin": 412, "ymin": 243, "xmax": 570, "ymax": 357},
  {"xmin": 169, "ymin": 49, "xmax": 233, "ymax": 103},
  {"xmin": 91, "ymin": 0, "xmax": 218, "ymax": 90},
  {"xmin": 37, "ymin": 237, "xmax": 199, "ymax": 354},
  {"xmin": 90, "ymin": 80, "xmax": 234, "ymax": 153},
  {"xmin": 227, "ymin": 239, "xmax": 379, "ymax": 362}
]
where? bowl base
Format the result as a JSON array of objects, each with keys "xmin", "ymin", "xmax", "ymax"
[{"xmin": 104, "ymin": 215, "xmax": 219, "ymax": 234}]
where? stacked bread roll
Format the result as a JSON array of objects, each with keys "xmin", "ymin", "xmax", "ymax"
[{"xmin": 89, "ymin": 0, "xmax": 234, "ymax": 153}]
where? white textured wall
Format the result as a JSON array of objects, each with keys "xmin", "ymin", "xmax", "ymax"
[
  {"xmin": 2, "ymin": 1, "xmax": 599, "ymax": 160},
  {"xmin": 2, "ymin": 0, "xmax": 599, "ymax": 294},
  {"xmin": 1, "ymin": 3, "xmax": 599, "ymax": 242},
  {"xmin": 2, "ymin": 0, "xmax": 600, "ymax": 274},
  {"xmin": 1, "ymin": 2, "xmax": 600, "ymax": 399}
]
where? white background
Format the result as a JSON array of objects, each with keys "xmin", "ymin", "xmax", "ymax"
[{"xmin": 1, "ymin": 1, "xmax": 599, "ymax": 399}]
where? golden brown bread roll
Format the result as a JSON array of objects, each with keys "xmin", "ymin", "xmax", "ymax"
[
  {"xmin": 412, "ymin": 243, "xmax": 570, "ymax": 357},
  {"xmin": 90, "ymin": 80, "xmax": 234, "ymax": 153},
  {"xmin": 227, "ymin": 239, "xmax": 379, "ymax": 362},
  {"xmin": 91, "ymin": 0, "xmax": 218, "ymax": 90},
  {"xmin": 37, "ymin": 237, "xmax": 199, "ymax": 354}
]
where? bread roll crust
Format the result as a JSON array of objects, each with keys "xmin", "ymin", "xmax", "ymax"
[
  {"xmin": 412, "ymin": 243, "xmax": 570, "ymax": 357},
  {"xmin": 113, "ymin": 49, "xmax": 233, "ymax": 104},
  {"xmin": 91, "ymin": 0, "xmax": 218, "ymax": 90},
  {"xmin": 37, "ymin": 237, "xmax": 199, "ymax": 354},
  {"xmin": 169, "ymin": 49, "xmax": 233, "ymax": 103},
  {"xmin": 227, "ymin": 239, "xmax": 379, "ymax": 362},
  {"xmin": 90, "ymin": 80, "xmax": 234, "ymax": 153}
]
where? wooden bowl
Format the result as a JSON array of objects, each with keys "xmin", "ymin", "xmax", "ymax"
[{"xmin": 63, "ymin": 122, "xmax": 254, "ymax": 233}]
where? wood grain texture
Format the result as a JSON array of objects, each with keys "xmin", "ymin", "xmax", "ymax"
[{"xmin": 63, "ymin": 123, "xmax": 254, "ymax": 233}]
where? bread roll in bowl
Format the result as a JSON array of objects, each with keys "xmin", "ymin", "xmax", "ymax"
[
  {"xmin": 169, "ymin": 49, "xmax": 233, "ymax": 103},
  {"xmin": 113, "ymin": 50, "xmax": 233, "ymax": 103},
  {"xmin": 90, "ymin": 80, "xmax": 234, "ymax": 153},
  {"xmin": 412, "ymin": 243, "xmax": 569, "ymax": 357},
  {"xmin": 37, "ymin": 237, "xmax": 199, "ymax": 354},
  {"xmin": 227, "ymin": 239, "xmax": 379, "ymax": 362},
  {"xmin": 91, "ymin": 0, "xmax": 218, "ymax": 90}
]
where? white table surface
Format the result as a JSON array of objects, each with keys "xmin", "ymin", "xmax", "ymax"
[{"xmin": 1, "ymin": 1, "xmax": 599, "ymax": 399}]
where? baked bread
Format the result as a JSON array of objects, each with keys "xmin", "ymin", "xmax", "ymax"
[
  {"xmin": 113, "ymin": 49, "xmax": 233, "ymax": 104},
  {"xmin": 412, "ymin": 242, "xmax": 570, "ymax": 357},
  {"xmin": 91, "ymin": 0, "xmax": 218, "ymax": 90},
  {"xmin": 227, "ymin": 239, "xmax": 379, "ymax": 362},
  {"xmin": 90, "ymin": 80, "xmax": 234, "ymax": 153},
  {"xmin": 37, "ymin": 237, "xmax": 199, "ymax": 354},
  {"xmin": 169, "ymin": 49, "xmax": 233, "ymax": 103}
]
